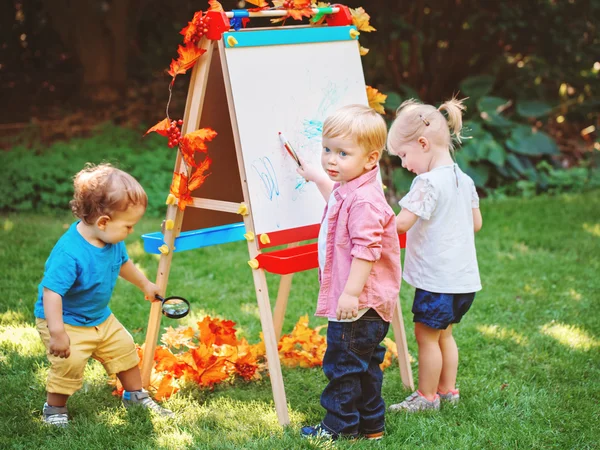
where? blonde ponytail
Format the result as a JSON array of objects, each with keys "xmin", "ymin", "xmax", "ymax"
[{"xmin": 438, "ymin": 97, "xmax": 467, "ymax": 145}]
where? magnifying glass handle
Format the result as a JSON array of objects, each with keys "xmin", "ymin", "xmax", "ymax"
[{"xmin": 155, "ymin": 294, "xmax": 165, "ymax": 302}]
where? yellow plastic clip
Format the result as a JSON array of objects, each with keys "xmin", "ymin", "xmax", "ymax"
[
  {"xmin": 227, "ymin": 36, "xmax": 238, "ymax": 47},
  {"xmin": 259, "ymin": 234, "xmax": 270, "ymax": 245},
  {"xmin": 244, "ymin": 232, "xmax": 255, "ymax": 241},
  {"xmin": 166, "ymin": 194, "xmax": 177, "ymax": 205},
  {"xmin": 237, "ymin": 203, "xmax": 248, "ymax": 216},
  {"xmin": 164, "ymin": 219, "xmax": 175, "ymax": 230},
  {"xmin": 359, "ymin": 45, "xmax": 369, "ymax": 56},
  {"xmin": 158, "ymin": 244, "xmax": 170, "ymax": 255},
  {"xmin": 248, "ymin": 259, "xmax": 259, "ymax": 269},
  {"xmin": 349, "ymin": 29, "xmax": 360, "ymax": 39}
]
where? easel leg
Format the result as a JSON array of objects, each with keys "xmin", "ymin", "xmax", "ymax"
[
  {"xmin": 141, "ymin": 205, "xmax": 182, "ymax": 388},
  {"xmin": 273, "ymin": 273, "xmax": 293, "ymax": 342},
  {"xmin": 253, "ymin": 268, "xmax": 290, "ymax": 425},
  {"xmin": 391, "ymin": 298, "xmax": 415, "ymax": 391}
]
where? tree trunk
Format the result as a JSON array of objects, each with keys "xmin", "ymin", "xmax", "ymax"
[{"xmin": 41, "ymin": 0, "xmax": 135, "ymax": 102}]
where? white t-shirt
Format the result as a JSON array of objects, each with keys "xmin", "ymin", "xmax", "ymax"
[{"xmin": 399, "ymin": 164, "xmax": 481, "ymax": 294}]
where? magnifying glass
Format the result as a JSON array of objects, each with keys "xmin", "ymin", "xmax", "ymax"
[{"xmin": 155, "ymin": 294, "xmax": 191, "ymax": 319}]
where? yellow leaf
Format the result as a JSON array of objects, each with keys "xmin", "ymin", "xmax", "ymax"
[
  {"xmin": 350, "ymin": 7, "xmax": 376, "ymax": 32},
  {"xmin": 366, "ymin": 85, "xmax": 387, "ymax": 114}
]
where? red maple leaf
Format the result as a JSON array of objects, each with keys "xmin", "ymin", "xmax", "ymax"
[
  {"xmin": 168, "ymin": 44, "xmax": 206, "ymax": 80},
  {"xmin": 144, "ymin": 118, "xmax": 171, "ymax": 137}
]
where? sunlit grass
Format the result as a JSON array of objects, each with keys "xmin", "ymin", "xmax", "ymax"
[
  {"xmin": 583, "ymin": 222, "xmax": 600, "ymax": 237},
  {"xmin": 540, "ymin": 322, "xmax": 599, "ymax": 351},
  {"xmin": 0, "ymin": 324, "xmax": 45, "ymax": 356},
  {"xmin": 1, "ymin": 190, "xmax": 600, "ymax": 448},
  {"xmin": 477, "ymin": 324, "xmax": 529, "ymax": 346}
]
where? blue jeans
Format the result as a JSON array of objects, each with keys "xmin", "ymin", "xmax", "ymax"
[{"xmin": 320, "ymin": 309, "xmax": 389, "ymax": 438}]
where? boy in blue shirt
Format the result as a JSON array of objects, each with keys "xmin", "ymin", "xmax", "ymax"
[{"xmin": 35, "ymin": 163, "xmax": 173, "ymax": 426}]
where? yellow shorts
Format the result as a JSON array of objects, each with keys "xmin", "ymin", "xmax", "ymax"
[{"xmin": 36, "ymin": 314, "xmax": 139, "ymax": 396}]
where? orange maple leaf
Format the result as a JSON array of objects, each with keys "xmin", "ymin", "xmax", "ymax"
[
  {"xmin": 145, "ymin": 117, "xmax": 171, "ymax": 137},
  {"xmin": 183, "ymin": 344, "xmax": 231, "ymax": 387},
  {"xmin": 153, "ymin": 373, "xmax": 179, "ymax": 401},
  {"xmin": 168, "ymin": 44, "xmax": 206, "ymax": 79},
  {"xmin": 188, "ymin": 157, "xmax": 212, "ymax": 191},
  {"xmin": 179, "ymin": 128, "xmax": 217, "ymax": 168},
  {"xmin": 197, "ymin": 316, "xmax": 239, "ymax": 347},
  {"xmin": 170, "ymin": 172, "xmax": 193, "ymax": 210},
  {"xmin": 271, "ymin": 0, "xmax": 313, "ymax": 23},
  {"xmin": 350, "ymin": 7, "xmax": 376, "ymax": 32},
  {"xmin": 366, "ymin": 85, "xmax": 387, "ymax": 114},
  {"xmin": 161, "ymin": 325, "xmax": 196, "ymax": 349},
  {"xmin": 180, "ymin": 11, "xmax": 204, "ymax": 46},
  {"xmin": 154, "ymin": 346, "xmax": 188, "ymax": 377},
  {"xmin": 245, "ymin": 0, "xmax": 269, "ymax": 7},
  {"xmin": 208, "ymin": 0, "xmax": 224, "ymax": 11}
]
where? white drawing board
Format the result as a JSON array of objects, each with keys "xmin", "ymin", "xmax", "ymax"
[{"xmin": 223, "ymin": 26, "xmax": 368, "ymax": 236}]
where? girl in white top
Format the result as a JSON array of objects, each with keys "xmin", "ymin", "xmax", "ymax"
[{"xmin": 386, "ymin": 98, "xmax": 482, "ymax": 412}]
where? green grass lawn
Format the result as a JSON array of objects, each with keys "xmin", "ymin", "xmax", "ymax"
[{"xmin": 1, "ymin": 191, "xmax": 599, "ymax": 449}]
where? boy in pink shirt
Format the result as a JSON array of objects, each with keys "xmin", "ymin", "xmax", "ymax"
[{"xmin": 297, "ymin": 105, "xmax": 401, "ymax": 440}]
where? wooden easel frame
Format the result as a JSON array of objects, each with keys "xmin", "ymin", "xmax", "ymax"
[{"xmin": 141, "ymin": 26, "xmax": 414, "ymax": 427}]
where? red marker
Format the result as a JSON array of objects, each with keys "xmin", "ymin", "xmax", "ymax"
[{"xmin": 278, "ymin": 132, "xmax": 302, "ymax": 168}]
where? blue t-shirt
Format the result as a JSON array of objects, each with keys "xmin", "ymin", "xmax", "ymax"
[{"xmin": 34, "ymin": 221, "xmax": 129, "ymax": 326}]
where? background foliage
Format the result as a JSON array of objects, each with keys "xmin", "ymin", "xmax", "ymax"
[{"xmin": 0, "ymin": 0, "xmax": 599, "ymax": 206}]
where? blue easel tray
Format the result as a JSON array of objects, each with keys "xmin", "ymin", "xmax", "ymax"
[{"xmin": 142, "ymin": 222, "xmax": 246, "ymax": 254}]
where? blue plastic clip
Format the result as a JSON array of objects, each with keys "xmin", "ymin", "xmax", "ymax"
[{"xmin": 230, "ymin": 9, "xmax": 250, "ymax": 31}]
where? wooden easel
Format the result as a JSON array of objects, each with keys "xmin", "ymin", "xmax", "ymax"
[{"xmin": 141, "ymin": 8, "xmax": 413, "ymax": 427}]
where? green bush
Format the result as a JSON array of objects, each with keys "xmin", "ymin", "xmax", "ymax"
[{"xmin": 0, "ymin": 124, "xmax": 175, "ymax": 217}]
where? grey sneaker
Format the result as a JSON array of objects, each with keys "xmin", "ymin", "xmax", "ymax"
[
  {"xmin": 122, "ymin": 390, "xmax": 174, "ymax": 417},
  {"xmin": 43, "ymin": 403, "xmax": 69, "ymax": 427},
  {"xmin": 438, "ymin": 389, "xmax": 460, "ymax": 405},
  {"xmin": 388, "ymin": 391, "xmax": 440, "ymax": 412}
]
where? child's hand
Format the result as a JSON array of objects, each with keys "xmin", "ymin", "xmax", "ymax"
[
  {"xmin": 49, "ymin": 330, "xmax": 71, "ymax": 358},
  {"xmin": 336, "ymin": 293, "xmax": 359, "ymax": 320},
  {"xmin": 296, "ymin": 156, "xmax": 323, "ymax": 183},
  {"xmin": 142, "ymin": 281, "xmax": 161, "ymax": 302}
]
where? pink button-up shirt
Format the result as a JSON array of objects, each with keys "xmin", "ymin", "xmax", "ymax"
[{"xmin": 316, "ymin": 167, "xmax": 401, "ymax": 323}]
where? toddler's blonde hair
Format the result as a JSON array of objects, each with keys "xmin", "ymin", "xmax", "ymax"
[
  {"xmin": 70, "ymin": 163, "xmax": 148, "ymax": 224},
  {"xmin": 323, "ymin": 104, "xmax": 387, "ymax": 159},
  {"xmin": 387, "ymin": 97, "xmax": 467, "ymax": 155}
]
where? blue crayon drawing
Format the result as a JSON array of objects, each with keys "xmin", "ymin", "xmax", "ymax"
[{"xmin": 252, "ymin": 157, "xmax": 280, "ymax": 201}]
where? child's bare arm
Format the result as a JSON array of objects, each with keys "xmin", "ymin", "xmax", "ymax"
[
  {"xmin": 396, "ymin": 209, "xmax": 419, "ymax": 234},
  {"xmin": 337, "ymin": 258, "xmax": 373, "ymax": 320},
  {"xmin": 43, "ymin": 288, "xmax": 70, "ymax": 358},
  {"xmin": 119, "ymin": 259, "xmax": 160, "ymax": 302},
  {"xmin": 472, "ymin": 208, "xmax": 483, "ymax": 232}
]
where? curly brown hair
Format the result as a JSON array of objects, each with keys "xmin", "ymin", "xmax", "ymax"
[{"xmin": 69, "ymin": 163, "xmax": 148, "ymax": 224}]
